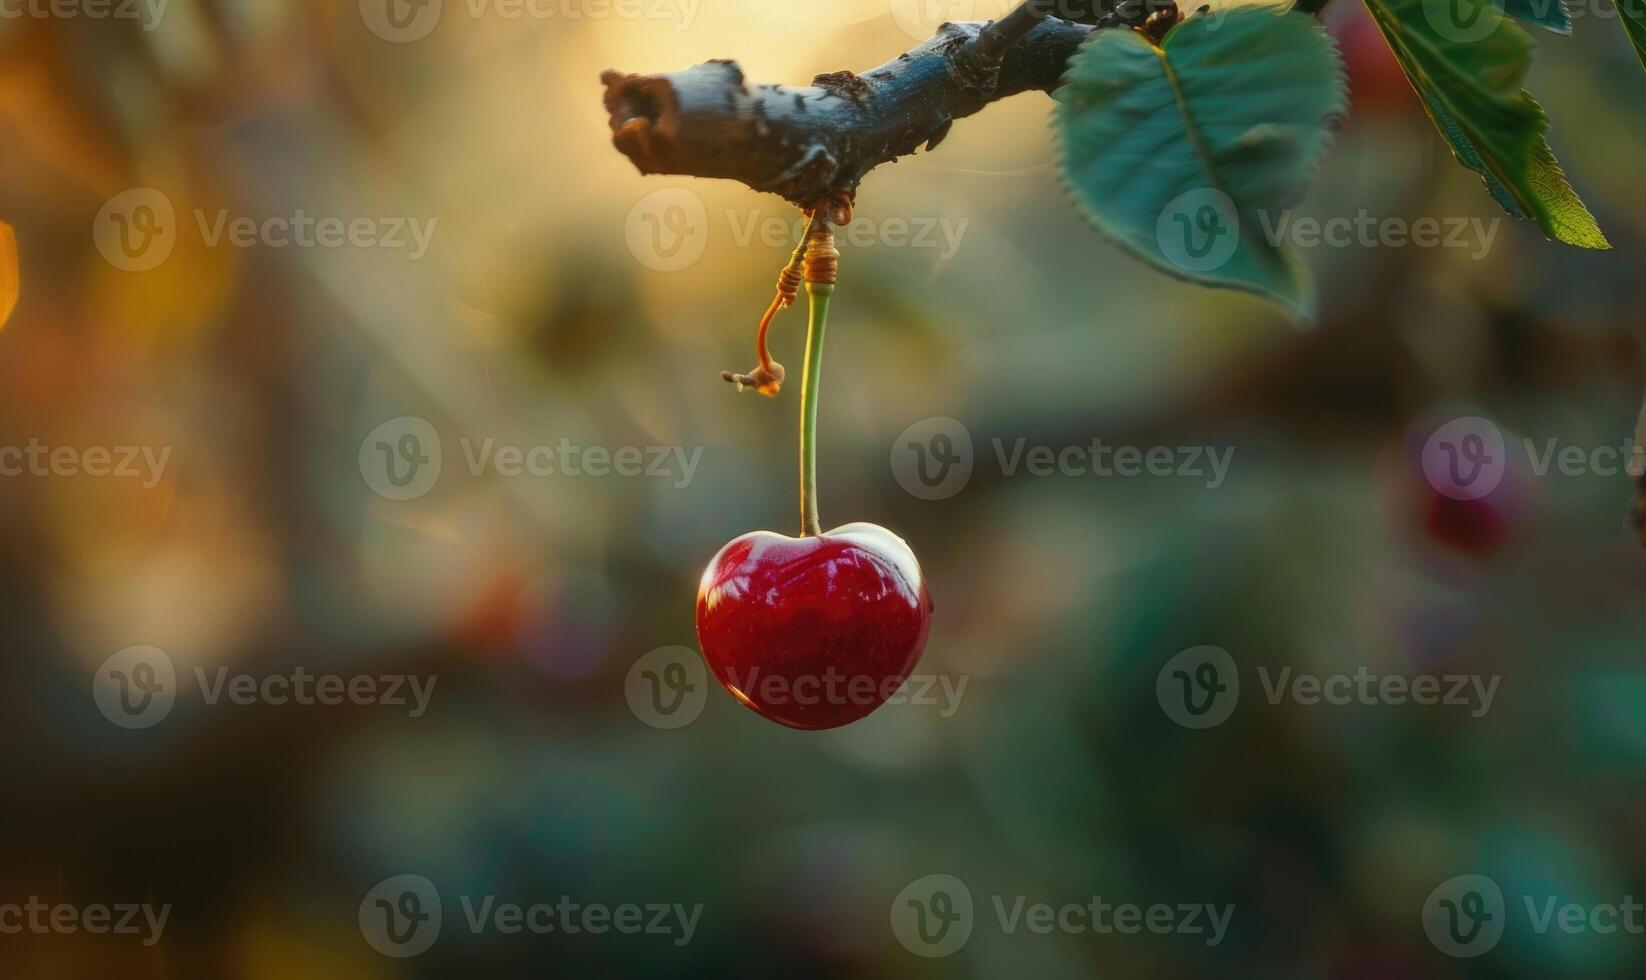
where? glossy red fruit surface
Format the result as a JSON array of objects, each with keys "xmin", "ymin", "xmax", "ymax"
[{"xmin": 695, "ymin": 522, "xmax": 933, "ymax": 730}]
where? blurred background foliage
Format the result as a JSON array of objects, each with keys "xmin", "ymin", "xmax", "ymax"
[{"xmin": 0, "ymin": 0, "xmax": 1644, "ymax": 976}]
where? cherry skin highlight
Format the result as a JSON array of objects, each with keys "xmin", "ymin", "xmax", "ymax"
[{"xmin": 695, "ymin": 522, "xmax": 933, "ymax": 730}]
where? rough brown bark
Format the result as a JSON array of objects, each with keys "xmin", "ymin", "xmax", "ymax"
[{"xmin": 599, "ymin": 16, "xmax": 1096, "ymax": 207}]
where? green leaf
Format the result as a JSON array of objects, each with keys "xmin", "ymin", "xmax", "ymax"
[
  {"xmin": 1053, "ymin": 7, "xmax": 1347, "ymax": 317},
  {"xmin": 1421, "ymin": 95, "xmax": 1523, "ymax": 217},
  {"xmin": 1621, "ymin": 0, "xmax": 1646, "ymax": 73},
  {"xmin": 1298, "ymin": 0, "xmax": 1569, "ymax": 32},
  {"xmin": 1364, "ymin": 0, "xmax": 1608, "ymax": 248},
  {"xmin": 1503, "ymin": 0, "xmax": 1570, "ymax": 34}
]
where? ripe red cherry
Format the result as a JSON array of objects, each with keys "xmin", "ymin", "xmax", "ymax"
[{"xmin": 695, "ymin": 522, "xmax": 933, "ymax": 730}]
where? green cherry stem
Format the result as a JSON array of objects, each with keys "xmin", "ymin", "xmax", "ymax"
[
  {"xmin": 799, "ymin": 282, "xmax": 831, "ymax": 537},
  {"xmin": 798, "ymin": 221, "xmax": 840, "ymax": 538}
]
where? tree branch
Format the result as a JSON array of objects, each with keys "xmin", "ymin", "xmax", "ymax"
[
  {"xmin": 599, "ymin": 16, "xmax": 1097, "ymax": 208},
  {"xmin": 963, "ymin": 0, "xmax": 1063, "ymax": 66}
]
